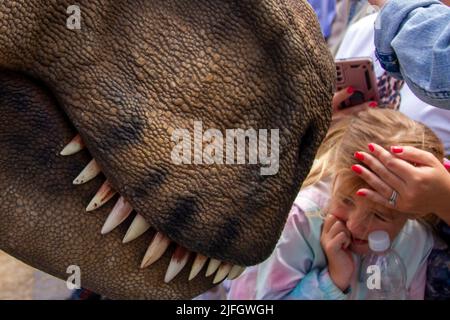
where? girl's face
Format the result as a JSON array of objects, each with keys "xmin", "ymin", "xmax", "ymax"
[{"xmin": 328, "ymin": 175, "xmax": 408, "ymax": 255}]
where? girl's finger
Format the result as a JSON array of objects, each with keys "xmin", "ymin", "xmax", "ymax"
[
  {"xmin": 354, "ymin": 151, "xmax": 405, "ymax": 192},
  {"xmin": 322, "ymin": 214, "xmax": 338, "ymax": 234},
  {"xmin": 328, "ymin": 220, "xmax": 350, "ymax": 239},
  {"xmin": 351, "ymin": 164, "xmax": 393, "ymax": 199},
  {"xmin": 330, "ymin": 231, "xmax": 351, "ymax": 252},
  {"xmin": 332, "ymin": 87, "xmax": 354, "ymax": 111}
]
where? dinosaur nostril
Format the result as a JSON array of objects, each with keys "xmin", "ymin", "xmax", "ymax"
[{"xmin": 298, "ymin": 123, "xmax": 315, "ymax": 157}]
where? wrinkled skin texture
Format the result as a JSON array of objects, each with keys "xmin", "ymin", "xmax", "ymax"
[{"xmin": 0, "ymin": 0, "xmax": 334, "ymax": 299}]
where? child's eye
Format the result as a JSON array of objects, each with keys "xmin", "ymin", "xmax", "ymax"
[
  {"xmin": 374, "ymin": 213, "xmax": 389, "ymax": 222},
  {"xmin": 342, "ymin": 197, "xmax": 354, "ymax": 206}
]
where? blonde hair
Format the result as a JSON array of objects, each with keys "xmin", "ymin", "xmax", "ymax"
[{"xmin": 302, "ymin": 109, "xmax": 444, "ymax": 221}]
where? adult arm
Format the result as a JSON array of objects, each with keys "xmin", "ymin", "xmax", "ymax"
[{"xmin": 371, "ymin": 0, "xmax": 450, "ymax": 109}]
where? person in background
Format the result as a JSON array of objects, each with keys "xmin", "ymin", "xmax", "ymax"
[
  {"xmin": 369, "ymin": 0, "xmax": 450, "ymax": 109},
  {"xmin": 328, "ymin": 0, "xmax": 375, "ymax": 55},
  {"xmin": 307, "ymin": 0, "xmax": 337, "ymax": 40},
  {"xmin": 335, "ymin": 10, "xmax": 450, "ymax": 155},
  {"xmin": 306, "ymin": 0, "xmax": 376, "ymax": 55}
]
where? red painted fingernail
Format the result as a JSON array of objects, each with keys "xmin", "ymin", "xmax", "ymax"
[
  {"xmin": 351, "ymin": 165, "xmax": 363, "ymax": 174},
  {"xmin": 369, "ymin": 101, "xmax": 378, "ymax": 108},
  {"xmin": 444, "ymin": 162, "xmax": 450, "ymax": 170},
  {"xmin": 354, "ymin": 152, "xmax": 365, "ymax": 161},
  {"xmin": 391, "ymin": 146, "xmax": 403, "ymax": 154},
  {"xmin": 368, "ymin": 143, "xmax": 375, "ymax": 152},
  {"xmin": 347, "ymin": 86, "xmax": 355, "ymax": 94},
  {"xmin": 356, "ymin": 191, "xmax": 367, "ymax": 197}
]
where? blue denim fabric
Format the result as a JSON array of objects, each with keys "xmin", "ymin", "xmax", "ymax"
[
  {"xmin": 307, "ymin": 0, "xmax": 336, "ymax": 39},
  {"xmin": 374, "ymin": 0, "xmax": 450, "ymax": 109}
]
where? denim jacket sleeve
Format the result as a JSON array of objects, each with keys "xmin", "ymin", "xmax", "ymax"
[{"xmin": 374, "ymin": 0, "xmax": 450, "ymax": 109}]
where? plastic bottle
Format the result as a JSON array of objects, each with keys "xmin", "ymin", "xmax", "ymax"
[{"xmin": 360, "ymin": 230, "xmax": 407, "ymax": 300}]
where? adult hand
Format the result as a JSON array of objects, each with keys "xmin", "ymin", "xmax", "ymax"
[
  {"xmin": 320, "ymin": 214, "xmax": 353, "ymax": 292},
  {"xmin": 352, "ymin": 143, "xmax": 450, "ymax": 225},
  {"xmin": 332, "ymin": 87, "xmax": 378, "ymax": 123}
]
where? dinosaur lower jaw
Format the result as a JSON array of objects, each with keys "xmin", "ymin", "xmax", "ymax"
[{"xmin": 60, "ymin": 134, "xmax": 245, "ymax": 285}]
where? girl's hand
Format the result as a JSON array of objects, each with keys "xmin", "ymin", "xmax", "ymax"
[
  {"xmin": 320, "ymin": 214, "xmax": 354, "ymax": 292},
  {"xmin": 332, "ymin": 87, "xmax": 378, "ymax": 123},
  {"xmin": 353, "ymin": 144, "xmax": 450, "ymax": 224}
]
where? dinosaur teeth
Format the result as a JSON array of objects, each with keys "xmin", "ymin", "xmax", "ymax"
[
  {"xmin": 64, "ymin": 134, "xmax": 244, "ymax": 284},
  {"xmin": 213, "ymin": 263, "xmax": 232, "ymax": 284},
  {"xmin": 140, "ymin": 232, "xmax": 171, "ymax": 268},
  {"xmin": 100, "ymin": 196, "xmax": 133, "ymax": 234},
  {"xmin": 73, "ymin": 159, "xmax": 101, "ymax": 184},
  {"xmin": 164, "ymin": 246, "xmax": 191, "ymax": 283},
  {"xmin": 60, "ymin": 134, "xmax": 85, "ymax": 156},
  {"xmin": 227, "ymin": 265, "xmax": 246, "ymax": 280},
  {"xmin": 188, "ymin": 253, "xmax": 208, "ymax": 281},
  {"xmin": 205, "ymin": 258, "xmax": 221, "ymax": 277},
  {"xmin": 122, "ymin": 214, "xmax": 151, "ymax": 243},
  {"xmin": 86, "ymin": 180, "xmax": 117, "ymax": 211}
]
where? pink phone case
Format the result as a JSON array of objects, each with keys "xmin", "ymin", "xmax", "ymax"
[{"xmin": 336, "ymin": 57, "xmax": 379, "ymax": 109}]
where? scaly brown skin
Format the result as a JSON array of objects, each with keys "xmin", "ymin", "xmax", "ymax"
[{"xmin": 0, "ymin": 0, "xmax": 334, "ymax": 299}]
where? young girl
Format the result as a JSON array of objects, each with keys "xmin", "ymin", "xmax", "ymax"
[{"xmin": 227, "ymin": 108, "xmax": 445, "ymax": 300}]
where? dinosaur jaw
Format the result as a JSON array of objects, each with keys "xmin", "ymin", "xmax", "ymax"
[
  {"xmin": 0, "ymin": 72, "xmax": 230, "ymax": 299},
  {"xmin": 60, "ymin": 134, "xmax": 245, "ymax": 285}
]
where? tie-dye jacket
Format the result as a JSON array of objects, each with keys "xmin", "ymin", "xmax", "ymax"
[{"xmin": 228, "ymin": 180, "xmax": 434, "ymax": 300}]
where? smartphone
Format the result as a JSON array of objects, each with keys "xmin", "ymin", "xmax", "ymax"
[{"xmin": 335, "ymin": 57, "xmax": 379, "ymax": 109}]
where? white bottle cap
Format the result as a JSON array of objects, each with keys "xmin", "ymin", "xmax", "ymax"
[{"xmin": 368, "ymin": 230, "xmax": 390, "ymax": 252}]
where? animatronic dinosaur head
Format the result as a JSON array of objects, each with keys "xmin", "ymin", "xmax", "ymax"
[{"xmin": 0, "ymin": 0, "xmax": 334, "ymax": 299}]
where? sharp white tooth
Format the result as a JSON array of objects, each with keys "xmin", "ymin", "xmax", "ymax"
[
  {"xmin": 122, "ymin": 214, "xmax": 150, "ymax": 243},
  {"xmin": 73, "ymin": 159, "xmax": 101, "ymax": 184},
  {"xmin": 100, "ymin": 197, "xmax": 133, "ymax": 234},
  {"xmin": 213, "ymin": 263, "xmax": 232, "ymax": 284},
  {"xmin": 227, "ymin": 265, "xmax": 246, "ymax": 280},
  {"xmin": 164, "ymin": 246, "xmax": 191, "ymax": 283},
  {"xmin": 140, "ymin": 232, "xmax": 171, "ymax": 268},
  {"xmin": 205, "ymin": 258, "xmax": 221, "ymax": 277},
  {"xmin": 86, "ymin": 180, "xmax": 117, "ymax": 211},
  {"xmin": 60, "ymin": 134, "xmax": 85, "ymax": 156},
  {"xmin": 188, "ymin": 254, "xmax": 208, "ymax": 281}
]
